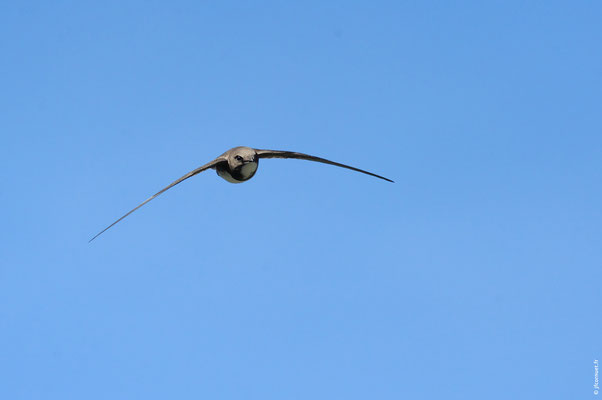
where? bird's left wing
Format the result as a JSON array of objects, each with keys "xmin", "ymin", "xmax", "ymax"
[
  {"xmin": 90, "ymin": 157, "xmax": 226, "ymax": 242},
  {"xmin": 255, "ymin": 149, "xmax": 394, "ymax": 183}
]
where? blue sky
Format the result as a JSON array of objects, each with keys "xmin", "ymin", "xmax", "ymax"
[{"xmin": 1, "ymin": 1, "xmax": 601, "ymax": 398}]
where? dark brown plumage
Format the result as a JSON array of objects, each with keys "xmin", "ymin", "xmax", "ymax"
[{"xmin": 90, "ymin": 146, "xmax": 393, "ymax": 241}]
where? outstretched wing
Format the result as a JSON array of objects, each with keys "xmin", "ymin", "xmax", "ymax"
[
  {"xmin": 254, "ymin": 149, "xmax": 393, "ymax": 183},
  {"xmin": 90, "ymin": 157, "xmax": 226, "ymax": 242}
]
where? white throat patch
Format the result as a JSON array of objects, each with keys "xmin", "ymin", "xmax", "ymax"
[
  {"xmin": 240, "ymin": 161, "xmax": 258, "ymax": 179},
  {"xmin": 217, "ymin": 161, "xmax": 258, "ymax": 183}
]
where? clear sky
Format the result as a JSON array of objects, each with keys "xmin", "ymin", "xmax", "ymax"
[{"xmin": 1, "ymin": 1, "xmax": 601, "ymax": 399}]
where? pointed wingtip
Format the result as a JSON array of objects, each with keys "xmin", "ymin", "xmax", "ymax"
[{"xmin": 378, "ymin": 175, "xmax": 394, "ymax": 183}]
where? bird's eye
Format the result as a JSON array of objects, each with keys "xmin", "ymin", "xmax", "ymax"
[{"xmin": 235, "ymin": 155, "xmax": 243, "ymax": 161}]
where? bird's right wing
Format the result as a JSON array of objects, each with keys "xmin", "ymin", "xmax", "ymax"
[{"xmin": 90, "ymin": 157, "xmax": 226, "ymax": 242}]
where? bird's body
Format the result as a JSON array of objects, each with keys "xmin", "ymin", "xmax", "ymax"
[
  {"xmin": 215, "ymin": 146, "xmax": 259, "ymax": 183},
  {"xmin": 216, "ymin": 161, "xmax": 258, "ymax": 183},
  {"xmin": 90, "ymin": 146, "xmax": 393, "ymax": 241}
]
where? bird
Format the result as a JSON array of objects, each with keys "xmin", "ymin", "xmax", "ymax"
[{"xmin": 90, "ymin": 146, "xmax": 393, "ymax": 241}]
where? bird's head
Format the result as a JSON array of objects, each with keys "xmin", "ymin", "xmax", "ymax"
[{"xmin": 227, "ymin": 146, "xmax": 258, "ymax": 170}]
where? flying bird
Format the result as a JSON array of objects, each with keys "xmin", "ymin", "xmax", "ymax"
[{"xmin": 90, "ymin": 146, "xmax": 393, "ymax": 241}]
